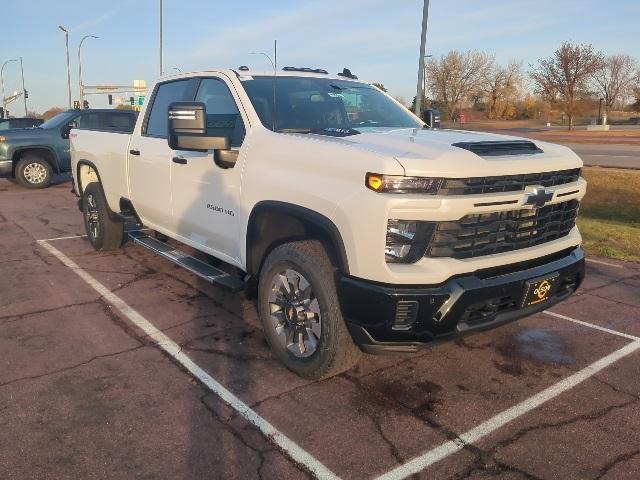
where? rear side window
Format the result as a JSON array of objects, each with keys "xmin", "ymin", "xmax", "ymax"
[
  {"xmin": 195, "ymin": 78, "xmax": 246, "ymax": 147},
  {"xmin": 145, "ymin": 80, "xmax": 193, "ymax": 138}
]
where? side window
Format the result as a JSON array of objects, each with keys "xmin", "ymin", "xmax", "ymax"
[
  {"xmin": 195, "ymin": 78, "xmax": 246, "ymax": 147},
  {"xmin": 101, "ymin": 112, "xmax": 137, "ymax": 133},
  {"xmin": 145, "ymin": 80, "xmax": 192, "ymax": 138},
  {"xmin": 75, "ymin": 113, "xmax": 101, "ymax": 130}
]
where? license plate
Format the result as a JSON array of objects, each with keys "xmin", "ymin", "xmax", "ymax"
[{"xmin": 521, "ymin": 273, "xmax": 560, "ymax": 308}]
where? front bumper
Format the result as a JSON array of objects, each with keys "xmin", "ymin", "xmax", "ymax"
[
  {"xmin": 0, "ymin": 160, "xmax": 12, "ymax": 177},
  {"xmin": 338, "ymin": 247, "xmax": 585, "ymax": 354}
]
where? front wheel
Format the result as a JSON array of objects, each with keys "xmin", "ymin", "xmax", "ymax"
[
  {"xmin": 82, "ymin": 182, "xmax": 124, "ymax": 251},
  {"xmin": 258, "ymin": 240, "xmax": 361, "ymax": 380},
  {"xmin": 15, "ymin": 155, "xmax": 52, "ymax": 188}
]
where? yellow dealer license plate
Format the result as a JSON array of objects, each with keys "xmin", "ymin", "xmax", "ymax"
[{"xmin": 521, "ymin": 273, "xmax": 559, "ymax": 308}]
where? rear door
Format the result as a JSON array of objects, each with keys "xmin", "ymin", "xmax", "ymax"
[
  {"xmin": 170, "ymin": 75, "xmax": 248, "ymax": 263},
  {"xmin": 128, "ymin": 78, "xmax": 197, "ymax": 229}
]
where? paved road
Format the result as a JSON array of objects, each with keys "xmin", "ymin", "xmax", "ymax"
[
  {"xmin": 2, "ymin": 178, "xmax": 640, "ymax": 479},
  {"xmin": 563, "ymin": 143, "xmax": 640, "ymax": 169}
]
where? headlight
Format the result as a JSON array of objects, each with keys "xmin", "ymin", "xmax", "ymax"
[
  {"xmin": 385, "ymin": 220, "xmax": 435, "ymax": 263},
  {"xmin": 366, "ymin": 173, "xmax": 443, "ymax": 194}
]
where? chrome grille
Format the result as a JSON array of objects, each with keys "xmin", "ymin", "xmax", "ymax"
[{"xmin": 427, "ymin": 200, "xmax": 580, "ymax": 259}]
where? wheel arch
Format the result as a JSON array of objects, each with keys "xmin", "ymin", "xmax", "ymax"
[
  {"xmin": 246, "ymin": 201, "xmax": 350, "ymax": 278},
  {"xmin": 12, "ymin": 146, "xmax": 60, "ymax": 176}
]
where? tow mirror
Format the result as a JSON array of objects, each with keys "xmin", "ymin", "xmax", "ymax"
[
  {"xmin": 168, "ymin": 102, "xmax": 237, "ymax": 168},
  {"xmin": 421, "ymin": 108, "xmax": 441, "ymax": 129}
]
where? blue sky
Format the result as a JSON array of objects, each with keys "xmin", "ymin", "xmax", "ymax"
[{"xmin": 2, "ymin": 0, "xmax": 640, "ymax": 113}]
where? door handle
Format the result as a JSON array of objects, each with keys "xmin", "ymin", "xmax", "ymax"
[
  {"xmin": 172, "ymin": 156, "xmax": 187, "ymax": 165},
  {"xmin": 129, "ymin": 149, "xmax": 140, "ymax": 156}
]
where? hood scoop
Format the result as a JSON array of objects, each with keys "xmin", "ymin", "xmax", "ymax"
[{"xmin": 452, "ymin": 140, "xmax": 543, "ymax": 157}]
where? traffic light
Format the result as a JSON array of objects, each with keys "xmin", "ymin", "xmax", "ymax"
[
  {"xmin": 73, "ymin": 100, "xmax": 81, "ymax": 110},
  {"xmin": 107, "ymin": 94, "xmax": 113, "ymax": 105},
  {"xmin": 24, "ymin": 89, "xmax": 28, "ymax": 99},
  {"xmin": 129, "ymin": 96, "xmax": 135, "ymax": 106},
  {"xmin": 0, "ymin": 107, "xmax": 4, "ymax": 119},
  {"xmin": 83, "ymin": 100, "xmax": 89, "ymax": 109}
]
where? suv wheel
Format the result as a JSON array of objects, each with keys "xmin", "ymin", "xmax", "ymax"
[
  {"xmin": 258, "ymin": 240, "xmax": 361, "ymax": 380},
  {"xmin": 82, "ymin": 182, "xmax": 124, "ymax": 251},
  {"xmin": 15, "ymin": 155, "xmax": 52, "ymax": 188}
]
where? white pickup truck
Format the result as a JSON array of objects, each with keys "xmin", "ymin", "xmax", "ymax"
[{"xmin": 71, "ymin": 67, "xmax": 586, "ymax": 379}]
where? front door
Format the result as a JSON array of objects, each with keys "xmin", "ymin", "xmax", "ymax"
[
  {"xmin": 170, "ymin": 75, "xmax": 248, "ymax": 265},
  {"xmin": 128, "ymin": 78, "xmax": 196, "ymax": 230}
]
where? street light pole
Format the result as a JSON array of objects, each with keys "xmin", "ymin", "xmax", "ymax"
[
  {"xmin": 1, "ymin": 59, "xmax": 17, "ymax": 119},
  {"xmin": 414, "ymin": 0, "xmax": 430, "ymax": 116},
  {"xmin": 59, "ymin": 25, "xmax": 72, "ymax": 109},
  {"xmin": 20, "ymin": 57, "xmax": 27, "ymax": 116},
  {"xmin": 159, "ymin": 0, "xmax": 163, "ymax": 76},
  {"xmin": 78, "ymin": 35, "xmax": 99, "ymax": 106}
]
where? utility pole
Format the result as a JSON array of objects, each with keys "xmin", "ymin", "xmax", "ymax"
[
  {"xmin": 78, "ymin": 35, "xmax": 99, "ymax": 105},
  {"xmin": 19, "ymin": 57, "xmax": 27, "ymax": 116},
  {"xmin": 159, "ymin": 0, "xmax": 163, "ymax": 76},
  {"xmin": 59, "ymin": 26, "xmax": 72, "ymax": 109},
  {"xmin": 1, "ymin": 59, "xmax": 17, "ymax": 119},
  {"xmin": 414, "ymin": 0, "xmax": 430, "ymax": 116}
]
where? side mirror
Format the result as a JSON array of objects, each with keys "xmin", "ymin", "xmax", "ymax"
[
  {"xmin": 62, "ymin": 121, "xmax": 77, "ymax": 139},
  {"xmin": 168, "ymin": 102, "xmax": 237, "ymax": 168},
  {"xmin": 421, "ymin": 108, "xmax": 441, "ymax": 129}
]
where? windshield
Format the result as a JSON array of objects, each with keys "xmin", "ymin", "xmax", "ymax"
[
  {"xmin": 241, "ymin": 76, "xmax": 422, "ymax": 135},
  {"xmin": 39, "ymin": 111, "xmax": 76, "ymax": 129}
]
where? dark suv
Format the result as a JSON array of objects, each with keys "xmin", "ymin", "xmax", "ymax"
[
  {"xmin": 0, "ymin": 109, "xmax": 138, "ymax": 188},
  {"xmin": 0, "ymin": 118, "xmax": 44, "ymax": 130}
]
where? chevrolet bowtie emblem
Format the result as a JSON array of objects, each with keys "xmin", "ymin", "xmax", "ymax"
[{"xmin": 524, "ymin": 186, "xmax": 554, "ymax": 208}]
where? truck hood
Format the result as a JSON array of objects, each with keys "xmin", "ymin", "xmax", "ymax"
[{"xmin": 341, "ymin": 128, "xmax": 582, "ymax": 177}]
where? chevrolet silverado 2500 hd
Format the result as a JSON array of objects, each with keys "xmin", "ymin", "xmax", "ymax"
[{"xmin": 70, "ymin": 68, "xmax": 586, "ymax": 380}]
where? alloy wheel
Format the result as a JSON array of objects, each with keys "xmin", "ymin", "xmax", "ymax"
[{"xmin": 267, "ymin": 268, "xmax": 322, "ymax": 358}]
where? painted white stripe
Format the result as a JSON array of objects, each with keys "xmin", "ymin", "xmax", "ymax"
[
  {"xmin": 585, "ymin": 258, "xmax": 624, "ymax": 269},
  {"xmin": 38, "ymin": 240, "xmax": 340, "ymax": 480},
  {"xmin": 376, "ymin": 340, "xmax": 640, "ymax": 480},
  {"xmin": 38, "ymin": 234, "xmax": 87, "ymax": 242},
  {"xmin": 544, "ymin": 310, "xmax": 640, "ymax": 341}
]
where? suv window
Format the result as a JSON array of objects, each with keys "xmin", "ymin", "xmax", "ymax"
[
  {"xmin": 102, "ymin": 112, "xmax": 137, "ymax": 133},
  {"xmin": 75, "ymin": 113, "xmax": 101, "ymax": 130},
  {"xmin": 145, "ymin": 79, "xmax": 193, "ymax": 138},
  {"xmin": 195, "ymin": 78, "xmax": 246, "ymax": 147}
]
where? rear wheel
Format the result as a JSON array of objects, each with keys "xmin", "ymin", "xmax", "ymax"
[
  {"xmin": 82, "ymin": 182, "xmax": 124, "ymax": 251},
  {"xmin": 15, "ymin": 155, "xmax": 52, "ymax": 188},
  {"xmin": 258, "ymin": 240, "xmax": 361, "ymax": 380}
]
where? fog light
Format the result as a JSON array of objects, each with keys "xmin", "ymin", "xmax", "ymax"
[
  {"xmin": 394, "ymin": 300, "xmax": 419, "ymax": 330},
  {"xmin": 385, "ymin": 220, "xmax": 435, "ymax": 263}
]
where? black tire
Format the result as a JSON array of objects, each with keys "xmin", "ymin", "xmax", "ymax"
[
  {"xmin": 82, "ymin": 182, "xmax": 124, "ymax": 251},
  {"xmin": 258, "ymin": 240, "xmax": 361, "ymax": 380},
  {"xmin": 15, "ymin": 155, "xmax": 52, "ymax": 188}
]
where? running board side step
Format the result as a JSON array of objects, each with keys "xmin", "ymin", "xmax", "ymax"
[{"xmin": 128, "ymin": 231, "xmax": 244, "ymax": 292}]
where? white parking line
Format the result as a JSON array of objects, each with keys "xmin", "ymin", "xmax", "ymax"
[
  {"xmin": 38, "ymin": 234, "xmax": 87, "ymax": 242},
  {"xmin": 376, "ymin": 339, "xmax": 640, "ymax": 480},
  {"xmin": 38, "ymin": 240, "xmax": 340, "ymax": 480},
  {"xmin": 544, "ymin": 310, "xmax": 640, "ymax": 341},
  {"xmin": 585, "ymin": 258, "xmax": 624, "ymax": 269}
]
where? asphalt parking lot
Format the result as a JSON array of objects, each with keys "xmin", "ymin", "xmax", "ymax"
[{"xmin": 1, "ymin": 177, "xmax": 639, "ymax": 480}]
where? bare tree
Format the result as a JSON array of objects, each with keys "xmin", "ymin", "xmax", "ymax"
[
  {"xmin": 530, "ymin": 42, "xmax": 604, "ymax": 129},
  {"xmin": 41, "ymin": 107, "xmax": 65, "ymax": 121},
  {"xmin": 592, "ymin": 54, "xmax": 637, "ymax": 112},
  {"xmin": 484, "ymin": 60, "xmax": 522, "ymax": 119},
  {"xmin": 371, "ymin": 82, "xmax": 387, "ymax": 92},
  {"xmin": 426, "ymin": 50, "xmax": 494, "ymax": 120}
]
